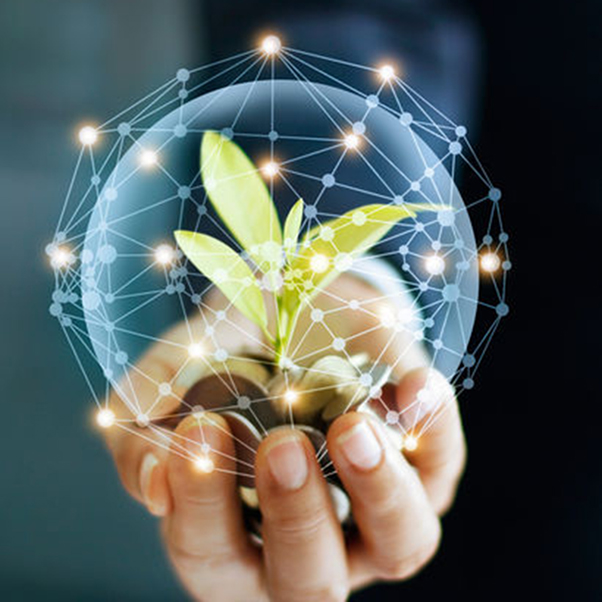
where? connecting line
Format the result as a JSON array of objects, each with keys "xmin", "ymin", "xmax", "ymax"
[{"xmin": 50, "ymin": 39, "xmax": 509, "ymax": 467}]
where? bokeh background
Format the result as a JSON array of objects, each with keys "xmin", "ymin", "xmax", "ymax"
[{"xmin": 1, "ymin": 0, "xmax": 600, "ymax": 600}]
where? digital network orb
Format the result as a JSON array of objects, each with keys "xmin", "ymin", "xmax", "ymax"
[{"xmin": 49, "ymin": 37, "xmax": 510, "ymax": 480}]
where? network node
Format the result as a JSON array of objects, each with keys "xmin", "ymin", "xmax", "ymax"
[
  {"xmin": 49, "ymin": 246, "xmax": 74, "ymax": 269},
  {"xmin": 154, "ymin": 244, "xmax": 175, "ymax": 265},
  {"xmin": 96, "ymin": 408, "xmax": 115, "ymax": 429},
  {"xmin": 480, "ymin": 252, "xmax": 501, "ymax": 273},
  {"xmin": 379, "ymin": 64, "xmax": 395, "ymax": 81},
  {"xmin": 262, "ymin": 161, "xmax": 280, "ymax": 177},
  {"xmin": 262, "ymin": 35, "xmax": 281, "ymax": 55},
  {"xmin": 344, "ymin": 133, "xmax": 360, "ymax": 150},
  {"xmin": 310, "ymin": 253, "xmax": 329, "ymax": 273},
  {"xmin": 194, "ymin": 454, "xmax": 215, "ymax": 473},
  {"xmin": 158, "ymin": 382, "xmax": 172, "ymax": 396},
  {"xmin": 139, "ymin": 149, "xmax": 158, "ymax": 167},
  {"xmin": 425, "ymin": 254, "xmax": 446, "ymax": 276},
  {"xmin": 403, "ymin": 435, "xmax": 418, "ymax": 451},
  {"xmin": 176, "ymin": 68, "xmax": 190, "ymax": 83},
  {"xmin": 136, "ymin": 414, "xmax": 150, "ymax": 428},
  {"xmin": 79, "ymin": 126, "xmax": 98, "ymax": 146},
  {"xmin": 188, "ymin": 343, "xmax": 204, "ymax": 358},
  {"xmin": 284, "ymin": 389, "xmax": 299, "ymax": 405}
]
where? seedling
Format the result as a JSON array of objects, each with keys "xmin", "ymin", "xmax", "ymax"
[{"xmin": 175, "ymin": 131, "xmax": 445, "ymax": 366}]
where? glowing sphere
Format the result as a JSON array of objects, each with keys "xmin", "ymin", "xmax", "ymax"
[
  {"xmin": 96, "ymin": 408, "xmax": 116, "ymax": 428},
  {"xmin": 79, "ymin": 126, "xmax": 98, "ymax": 146},
  {"xmin": 481, "ymin": 252, "xmax": 501, "ymax": 273},
  {"xmin": 262, "ymin": 35, "xmax": 281, "ymax": 55}
]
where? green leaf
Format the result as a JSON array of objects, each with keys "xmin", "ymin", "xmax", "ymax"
[
  {"xmin": 282, "ymin": 203, "xmax": 446, "ymax": 315},
  {"xmin": 201, "ymin": 132, "xmax": 282, "ymax": 274},
  {"xmin": 283, "ymin": 198, "xmax": 304, "ymax": 263},
  {"xmin": 174, "ymin": 230, "xmax": 268, "ymax": 332}
]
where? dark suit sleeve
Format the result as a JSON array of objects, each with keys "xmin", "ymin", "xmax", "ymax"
[
  {"xmin": 201, "ymin": 0, "xmax": 481, "ymax": 278},
  {"xmin": 203, "ymin": 0, "xmax": 482, "ymax": 130}
]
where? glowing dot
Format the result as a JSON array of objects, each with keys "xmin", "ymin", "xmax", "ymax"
[
  {"xmin": 310, "ymin": 253, "xmax": 329, "ymax": 273},
  {"xmin": 425, "ymin": 254, "xmax": 446, "ymax": 276},
  {"xmin": 344, "ymin": 134, "xmax": 360, "ymax": 150},
  {"xmin": 403, "ymin": 435, "xmax": 418, "ymax": 451},
  {"xmin": 262, "ymin": 35, "xmax": 281, "ymax": 55},
  {"xmin": 96, "ymin": 408, "xmax": 115, "ymax": 429},
  {"xmin": 379, "ymin": 64, "xmax": 395, "ymax": 80},
  {"xmin": 188, "ymin": 343, "xmax": 204, "ymax": 358},
  {"xmin": 49, "ymin": 246, "xmax": 74, "ymax": 269},
  {"xmin": 262, "ymin": 162, "xmax": 280, "ymax": 178},
  {"xmin": 79, "ymin": 126, "xmax": 98, "ymax": 146},
  {"xmin": 284, "ymin": 389, "xmax": 299, "ymax": 404},
  {"xmin": 140, "ymin": 149, "xmax": 158, "ymax": 167},
  {"xmin": 194, "ymin": 454, "xmax": 215, "ymax": 473},
  {"xmin": 154, "ymin": 244, "xmax": 175, "ymax": 265},
  {"xmin": 480, "ymin": 252, "xmax": 501, "ymax": 273}
]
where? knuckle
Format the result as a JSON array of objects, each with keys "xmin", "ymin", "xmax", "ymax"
[
  {"xmin": 267, "ymin": 506, "xmax": 331, "ymax": 546},
  {"xmin": 167, "ymin": 530, "xmax": 243, "ymax": 574},
  {"xmin": 358, "ymin": 477, "xmax": 411, "ymax": 518},
  {"xmin": 375, "ymin": 525, "xmax": 441, "ymax": 580},
  {"xmin": 274, "ymin": 583, "xmax": 347, "ymax": 602},
  {"xmin": 173, "ymin": 487, "xmax": 224, "ymax": 511}
]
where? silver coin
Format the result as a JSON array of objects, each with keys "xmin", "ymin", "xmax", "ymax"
[
  {"xmin": 328, "ymin": 483, "xmax": 351, "ymax": 524},
  {"xmin": 239, "ymin": 486, "xmax": 259, "ymax": 509},
  {"xmin": 296, "ymin": 424, "xmax": 331, "ymax": 469}
]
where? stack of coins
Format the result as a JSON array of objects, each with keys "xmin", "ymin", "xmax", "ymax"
[{"xmin": 181, "ymin": 354, "xmax": 398, "ymax": 543}]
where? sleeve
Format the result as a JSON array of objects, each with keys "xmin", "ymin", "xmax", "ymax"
[{"xmin": 201, "ymin": 0, "xmax": 481, "ymax": 290}]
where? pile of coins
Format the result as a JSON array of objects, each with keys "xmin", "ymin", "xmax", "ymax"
[{"xmin": 181, "ymin": 354, "xmax": 398, "ymax": 544}]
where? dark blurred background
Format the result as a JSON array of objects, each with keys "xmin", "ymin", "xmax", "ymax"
[{"xmin": 1, "ymin": 0, "xmax": 600, "ymax": 600}]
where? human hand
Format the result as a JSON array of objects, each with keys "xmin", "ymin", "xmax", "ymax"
[{"xmin": 102, "ymin": 275, "xmax": 466, "ymax": 601}]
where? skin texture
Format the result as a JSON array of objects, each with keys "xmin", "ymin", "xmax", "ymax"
[{"xmin": 104, "ymin": 275, "xmax": 466, "ymax": 601}]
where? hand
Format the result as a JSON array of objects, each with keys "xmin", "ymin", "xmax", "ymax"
[{"xmin": 103, "ymin": 275, "xmax": 466, "ymax": 601}]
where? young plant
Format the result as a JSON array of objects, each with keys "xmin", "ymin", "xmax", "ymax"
[{"xmin": 175, "ymin": 131, "xmax": 445, "ymax": 366}]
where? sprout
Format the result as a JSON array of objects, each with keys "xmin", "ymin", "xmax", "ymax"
[{"xmin": 175, "ymin": 132, "xmax": 446, "ymax": 364}]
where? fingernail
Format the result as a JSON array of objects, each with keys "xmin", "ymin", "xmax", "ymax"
[
  {"xmin": 266, "ymin": 436, "xmax": 308, "ymax": 491},
  {"xmin": 139, "ymin": 452, "xmax": 166, "ymax": 516},
  {"xmin": 337, "ymin": 421, "xmax": 383, "ymax": 471},
  {"xmin": 180, "ymin": 414, "xmax": 222, "ymax": 450}
]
